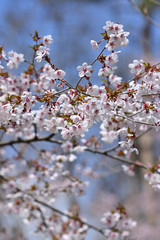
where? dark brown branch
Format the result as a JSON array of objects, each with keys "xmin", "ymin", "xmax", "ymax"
[
  {"xmin": 0, "ymin": 130, "xmax": 149, "ymax": 169},
  {"xmin": 0, "ymin": 135, "xmax": 62, "ymax": 147},
  {"xmin": 86, "ymin": 148, "xmax": 148, "ymax": 169}
]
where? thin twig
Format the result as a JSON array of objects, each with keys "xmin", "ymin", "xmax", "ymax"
[
  {"xmin": 0, "ymin": 135, "xmax": 63, "ymax": 147},
  {"xmin": 0, "ymin": 132, "xmax": 149, "ymax": 169},
  {"xmin": 75, "ymin": 46, "xmax": 106, "ymax": 89},
  {"xmin": 142, "ymin": 92, "xmax": 160, "ymax": 97},
  {"xmin": 135, "ymin": 127, "xmax": 152, "ymax": 140},
  {"xmin": 86, "ymin": 148, "xmax": 148, "ymax": 169},
  {"xmin": 0, "ymin": 174, "xmax": 104, "ymax": 236},
  {"xmin": 116, "ymin": 113, "xmax": 159, "ymax": 127},
  {"xmin": 149, "ymin": 0, "xmax": 160, "ymax": 5},
  {"xmin": 128, "ymin": 0, "xmax": 160, "ymax": 28}
]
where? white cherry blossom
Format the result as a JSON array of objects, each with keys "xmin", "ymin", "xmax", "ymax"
[
  {"xmin": 35, "ymin": 46, "xmax": 50, "ymax": 62},
  {"xmin": 98, "ymin": 66, "xmax": 112, "ymax": 77},
  {"xmin": 128, "ymin": 59, "xmax": 145, "ymax": 74},
  {"xmin": 7, "ymin": 51, "xmax": 24, "ymax": 69},
  {"xmin": 43, "ymin": 34, "xmax": 53, "ymax": 47},
  {"xmin": 90, "ymin": 40, "xmax": 99, "ymax": 51},
  {"xmin": 77, "ymin": 62, "xmax": 92, "ymax": 77}
]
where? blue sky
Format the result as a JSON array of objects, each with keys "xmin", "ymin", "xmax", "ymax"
[
  {"xmin": 0, "ymin": 0, "xmax": 153, "ymax": 85},
  {"xmin": 0, "ymin": 0, "xmax": 159, "ymax": 83}
]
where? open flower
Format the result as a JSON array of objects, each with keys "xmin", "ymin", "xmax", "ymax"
[
  {"xmin": 90, "ymin": 40, "xmax": 99, "ymax": 51},
  {"xmin": 7, "ymin": 51, "xmax": 24, "ymax": 69},
  {"xmin": 77, "ymin": 62, "xmax": 92, "ymax": 78},
  {"xmin": 35, "ymin": 46, "xmax": 50, "ymax": 62},
  {"xmin": 43, "ymin": 35, "xmax": 53, "ymax": 47}
]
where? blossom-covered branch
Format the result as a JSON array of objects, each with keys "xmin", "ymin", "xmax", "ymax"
[{"xmin": 0, "ymin": 21, "xmax": 160, "ymax": 240}]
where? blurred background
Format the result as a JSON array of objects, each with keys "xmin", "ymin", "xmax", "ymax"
[{"xmin": 0, "ymin": 0, "xmax": 160, "ymax": 239}]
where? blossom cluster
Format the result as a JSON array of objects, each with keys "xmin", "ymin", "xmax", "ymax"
[
  {"xmin": 1, "ymin": 21, "xmax": 159, "ymax": 148},
  {"xmin": 144, "ymin": 163, "xmax": 160, "ymax": 190},
  {"xmin": 103, "ymin": 21, "xmax": 129, "ymax": 51},
  {"xmin": 101, "ymin": 206, "xmax": 137, "ymax": 240},
  {"xmin": 101, "ymin": 207, "xmax": 137, "ymax": 240},
  {"xmin": 35, "ymin": 34, "xmax": 53, "ymax": 62},
  {"xmin": 0, "ymin": 21, "xmax": 159, "ymax": 239}
]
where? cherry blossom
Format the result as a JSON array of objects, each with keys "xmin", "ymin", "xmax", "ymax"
[
  {"xmin": 7, "ymin": 50, "xmax": 24, "ymax": 69},
  {"xmin": 109, "ymin": 74, "xmax": 122, "ymax": 87},
  {"xmin": 122, "ymin": 165, "xmax": 135, "ymax": 177},
  {"xmin": 103, "ymin": 21, "xmax": 129, "ymax": 51},
  {"xmin": 77, "ymin": 62, "xmax": 92, "ymax": 77},
  {"xmin": 144, "ymin": 172, "xmax": 160, "ymax": 190},
  {"xmin": 103, "ymin": 21, "xmax": 123, "ymax": 35},
  {"xmin": 90, "ymin": 40, "xmax": 99, "ymax": 51},
  {"xmin": 54, "ymin": 69, "xmax": 66, "ymax": 80},
  {"xmin": 101, "ymin": 211, "xmax": 120, "ymax": 228},
  {"xmin": 98, "ymin": 66, "xmax": 112, "ymax": 77},
  {"xmin": 35, "ymin": 46, "xmax": 50, "ymax": 62},
  {"xmin": 128, "ymin": 59, "xmax": 145, "ymax": 75},
  {"xmin": 101, "ymin": 207, "xmax": 136, "ymax": 240},
  {"xmin": 43, "ymin": 34, "xmax": 53, "ymax": 47},
  {"xmin": 105, "ymin": 51, "xmax": 120, "ymax": 65}
]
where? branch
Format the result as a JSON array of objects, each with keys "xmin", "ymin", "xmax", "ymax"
[
  {"xmin": 85, "ymin": 128, "xmax": 152, "ymax": 169},
  {"xmin": 0, "ymin": 134, "xmax": 63, "ymax": 147},
  {"xmin": 34, "ymin": 198, "xmax": 104, "ymax": 235},
  {"xmin": 149, "ymin": 0, "xmax": 160, "ymax": 5},
  {"xmin": 0, "ymin": 131, "xmax": 149, "ymax": 169},
  {"xmin": 135, "ymin": 127, "xmax": 152, "ymax": 140},
  {"xmin": 142, "ymin": 92, "xmax": 160, "ymax": 97},
  {"xmin": 116, "ymin": 113, "xmax": 159, "ymax": 127},
  {"xmin": 90, "ymin": 46, "xmax": 106, "ymax": 66},
  {"xmin": 0, "ymin": 175, "xmax": 104, "ymax": 236},
  {"xmin": 75, "ymin": 46, "xmax": 106, "ymax": 89},
  {"xmin": 86, "ymin": 147, "xmax": 148, "ymax": 169},
  {"xmin": 128, "ymin": 0, "xmax": 160, "ymax": 28},
  {"xmin": 36, "ymin": 205, "xmax": 50, "ymax": 229}
]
